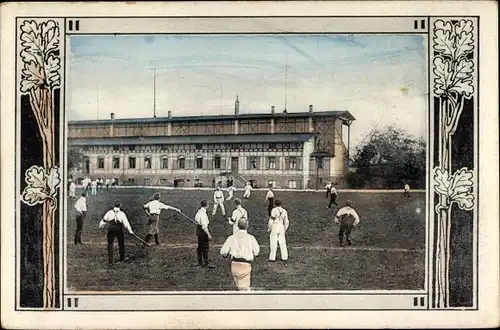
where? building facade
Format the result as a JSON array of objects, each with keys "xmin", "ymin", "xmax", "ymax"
[{"xmin": 68, "ymin": 103, "xmax": 355, "ymax": 189}]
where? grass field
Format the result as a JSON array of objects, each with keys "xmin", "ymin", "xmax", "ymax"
[{"xmin": 66, "ymin": 188, "xmax": 426, "ymax": 291}]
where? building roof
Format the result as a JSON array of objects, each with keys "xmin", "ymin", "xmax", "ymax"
[
  {"xmin": 68, "ymin": 110, "xmax": 355, "ymax": 125},
  {"xmin": 68, "ymin": 133, "xmax": 316, "ymax": 146}
]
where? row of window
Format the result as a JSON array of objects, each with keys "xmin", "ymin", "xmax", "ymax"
[
  {"xmin": 93, "ymin": 155, "xmax": 305, "ymax": 170},
  {"xmin": 82, "ymin": 142, "xmax": 301, "ymax": 152}
]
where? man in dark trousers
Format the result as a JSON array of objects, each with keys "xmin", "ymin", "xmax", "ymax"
[
  {"xmin": 195, "ymin": 200, "xmax": 214, "ymax": 268},
  {"xmin": 73, "ymin": 192, "xmax": 87, "ymax": 245},
  {"xmin": 264, "ymin": 184, "xmax": 275, "ymax": 217},
  {"xmin": 143, "ymin": 193, "xmax": 181, "ymax": 245},
  {"xmin": 99, "ymin": 201, "xmax": 135, "ymax": 266},
  {"xmin": 334, "ymin": 200, "xmax": 361, "ymax": 246},
  {"xmin": 325, "ymin": 182, "xmax": 332, "ymax": 198},
  {"xmin": 327, "ymin": 183, "xmax": 339, "ymax": 209}
]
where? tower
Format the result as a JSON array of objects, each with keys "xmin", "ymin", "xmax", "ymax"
[{"xmin": 235, "ymin": 95, "xmax": 240, "ymax": 116}]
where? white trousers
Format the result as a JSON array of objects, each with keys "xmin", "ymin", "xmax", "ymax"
[
  {"xmin": 243, "ymin": 191, "xmax": 251, "ymax": 198},
  {"xmin": 212, "ymin": 201, "xmax": 226, "ymax": 215},
  {"xmin": 269, "ymin": 224, "xmax": 288, "ymax": 261},
  {"xmin": 226, "ymin": 192, "xmax": 234, "ymax": 201},
  {"xmin": 69, "ymin": 188, "xmax": 76, "ymax": 198}
]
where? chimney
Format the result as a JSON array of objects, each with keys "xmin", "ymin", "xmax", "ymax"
[
  {"xmin": 235, "ymin": 95, "xmax": 240, "ymax": 116},
  {"xmin": 309, "ymin": 104, "xmax": 313, "ymax": 113},
  {"xmin": 110, "ymin": 112, "xmax": 115, "ymax": 120},
  {"xmin": 168, "ymin": 111, "xmax": 172, "ymax": 119},
  {"xmin": 271, "ymin": 106, "xmax": 275, "ymax": 114}
]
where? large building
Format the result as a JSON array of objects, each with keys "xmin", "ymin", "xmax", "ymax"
[{"xmin": 68, "ymin": 100, "xmax": 355, "ymax": 189}]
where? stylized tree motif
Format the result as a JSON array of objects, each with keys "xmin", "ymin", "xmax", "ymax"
[
  {"xmin": 19, "ymin": 19, "xmax": 61, "ymax": 309},
  {"xmin": 432, "ymin": 19, "xmax": 475, "ymax": 308}
]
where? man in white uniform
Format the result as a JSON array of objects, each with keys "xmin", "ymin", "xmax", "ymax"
[
  {"xmin": 228, "ymin": 198, "xmax": 248, "ymax": 234},
  {"xmin": 90, "ymin": 179, "xmax": 97, "ymax": 196},
  {"xmin": 212, "ymin": 187, "xmax": 226, "ymax": 216},
  {"xmin": 69, "ymin": 181, "xmax": 76, "ymax": 199},
  {"xmin": 327, "ymin": 183, "xmax": 338, "ymax": 208},
  {"xmin": 404, "ymin": 183, "xmax": 411, "ymax": 198},
  {"xmin": 325, "ymin": 181, "xmax": 332, "ymax": 198},
  {"xmin": 226, "ymin": 185, "xmax": 237, "ymax": 201},
  {"xmin": 243, "ymin": 182, "xmax": 252, "ymax": 199},
  {"xmin": 334, "ymin": 200, "xmax": 361, "ymax": 246},
  {"xmin": 143, "ymin": 193, "xmax": 181, "ymax": 245},
  {"xmin": 268, "ymin": 199, "xmax": 289, "ymax": 262},
  {"xmin": 105, "ymin": 178, "xmax": 110, "ymax": 190},
  {"xmin": 220, "ymin": 219, "xmax": 260, "ymax": 291}
]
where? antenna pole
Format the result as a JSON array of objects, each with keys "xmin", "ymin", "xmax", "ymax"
[{"xmin": 153, "ymin": 67, "xmax": 157, "ymax": 118}]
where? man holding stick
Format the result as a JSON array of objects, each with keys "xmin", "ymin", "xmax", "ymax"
[
  {"xmin": 195, "ymin": 200, "xmax": 214, "ymax": 268},
  {"xmin": 143, "ymin": 193, "xmax": 181, "ymax": 245}
]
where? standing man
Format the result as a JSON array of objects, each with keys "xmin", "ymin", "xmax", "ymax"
[
  {"xmin": 228, "ymin": 198, "xmax": 248, "ymax": 234},
  {"xmin": 226, "ymin": 185, "xmax": 237, "ymax": 201},
  {"xmin": 69, "ymin": 180, "xmax": 76, "ymax": 199},
  {"xmin": 404, "ymin": 183, "xmax": 411, "ymax": 198},
  {"xmin": 99, "ymin": 201, "xmax": 135, "ymax": 266},
  {"xmin": 74, "ymin": 192, "xmax": 87, "ymax": 245},
  {"xmin": 243, "ymin": 182, "xmax": 252, "ymax": 199},
  {"xmin": 195, "ymin": 200, "xmax": 214, "ymax": 268},
  {"xmin": 268, "ymin": 199, "xmax": 289, "ymax": 262},
  {"xmin": 212, "ymin": 186, "xmax": 226, "ymax": 216},
  {"xmin": 220, "ymin": 219, "xmax": 260, "ymax": 291},
  {"xmin": 327, "ymin": 183, "xmax": 339, "ymax": 208},
  {"xmin": 90, "ymin": 179, "xmax": 98, "ymax": 196},
  {"xmin": 143, "ymin": 193, "xmax": 181, "ymax": 245},
  {"xmin": 105, "ymin": 178, "xmax": 110, "ymax": 190},
  {"xmin": 325, "ymin": 181, "xmax": 332, "ymax": 198},
  {"xmin": 264, "ymin": 184, "xmax": 275, "ymax": 217},
  {"xmin": 334, "ymin": 200, "xmax": 361, "ymax": 246},
  {"xmin": 111, "ymin": 178, "xmax": 116, "ymax": 187}
]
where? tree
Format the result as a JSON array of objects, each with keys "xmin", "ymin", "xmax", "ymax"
[
  {"xmin": 67, "ymin": 147, "xmax": 83, "ymax": 172},
  {"xmin": 351, "ymin": 126, "xmax": 426, "ymax": 188}
]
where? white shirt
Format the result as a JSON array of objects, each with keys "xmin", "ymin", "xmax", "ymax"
[
  {"xmin": 105, "ymin": 179, "xmax": 110, "ymax": 185},
  {"xmin": 330, "ymin": 186, "xmax": 337, "ymax": 195},
  {"xmin": 144, "ymin": 200, "xmax": 175, "ymax": 214},
  {"xmin": 91, "ymin": 181, "xmax": 97, "ymax": 187},
  {"xmin": 404, "ymin": 184, "xmax": 410, "ymax": 191},
  {"xmin": 229, "ymin": 206, "xmax": 248, "ymax": 226},
  {"xmin": 69, "ymin": 182, "xmax": 76, "ymax": 190},
  {"xmin": 220, "ymin": 230, "xmax": 260, "ymax": 261},
  {"xmin": 325, "ymin": 183, "xmax": 332, "ymax": 189},
  {"xmin": 245, "ymin": 184, "xmax": 252, "ymax": 191},
  {"xmin": 214, "ymin": 190, "xmax": 224, "ymax": 202},
  {"xmin": 74, "ymin": 197, "xmax": 87, "ymax": 213},
  {"xmin": 111, "ymin": 178, "xmax": 116, "ymax": 183},
  {"xmin": 265, "ymin": 190, "xmax": 275, "ymax": 201},
  {"xmin": 227, "ymin": 186, "xmax": 237, "ymax": 194},
  {"xmin": 99, "ymin": 208, "xmax": 133, "ymax": 233},
  {"xmin": 335, "ymin": 206, "xmax": 360, "ymax": 227},
  {"xmin": 195, "ymin": 207, "xmax": 210, "ymax": 230},
  {"xmin": 270, "ymin": 206, "xmax": 289, "ymax": 230}
]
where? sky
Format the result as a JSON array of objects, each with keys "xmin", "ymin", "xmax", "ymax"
[{"xmin": 67, "ymin": 34, "xmax": 427, "ymax": 148}]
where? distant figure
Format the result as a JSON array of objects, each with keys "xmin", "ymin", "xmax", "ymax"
[
  {"xmin": 404, "ymin": 183, "xmax": 411, "ymax": 198},
  {"xmin": 228, "ymin": 176, "xmax": 234, "ymax": 187},
  {"xmin": 143, "ymin": 193, "xmax": 181, "ymax": 245},
  {"xmin": 228, "ymin": 198, "xmax": 248, "ymax": 235},
  {"xmin": 264, "ymin": 184, "xmax": 275, "ymax": 216},
  {"xmin": 195, "ymin": 200, "xmax": 214, "ymax": 268},
  {"xmin": 220, "ymin": 219, "xmax": 260, "ymax": 291},
  {"xmin": 212, "ymin": 187, "xmax": 226, "ymax": 216},
  {"xmin": 243, "ymin": 182, "xmax": 252, "ymax": 199},
  {"xmin": 327, "ymin": 183, "xmax": 338, "ymax": 208},
  {"xmin": 334, "ymin": 200, "xmax": 361, "ymax": 247},
  {"xmin": 91, "ymin": 179, "xmax": 97, "ymax": 196},
  {"xmin": 105, "ymin": 178, "xmax": 110, "ymax": 190},
  {"xmin": 69, "ymin": 181, "xmax": 76, "ymax": 199},
  {"xmin": 226, "ymin": 185, "xmax": 237, "ymax": 201},
  {"xmin": 268, "ymin": 200, "xmax": 289, "ymax": 262},
  {"xmin": 99, "ymin": 201, "xmax": 135, "ymax": 266},
  {"xmin": 73, "ymin": 192, "xmax": 87, "ymax": 245},
  {"xmin": 325, "ymin": 181, "xmax": 332, "ymax": 198},
  {"xmin": 111, "ymin": 178, "xmax": 116, "ymax": 187}
]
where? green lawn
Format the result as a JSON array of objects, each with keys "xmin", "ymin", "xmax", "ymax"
[{"xmin": 66, "ymin": 188, "xmax": 426, "ymax": 291}]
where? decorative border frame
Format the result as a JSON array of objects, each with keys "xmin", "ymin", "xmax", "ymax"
[{"xmin": 14, "ymin": 15, "xmax": 478, "ymax": 311}]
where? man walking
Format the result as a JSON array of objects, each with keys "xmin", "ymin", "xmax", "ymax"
[
  {"xmin": 334, "ymin": 200, "xmax": 361, "ymax": 246},
  {"xmin": 220, "ymin": 219, "xmax": 260, "ymax": 291},
  {"xmin": 327, "ymin": 183, "xmax": 339, "ymax": 208},
  {"xmin": 74, "ymin": 192, "xmax": 87, "ymax": 245},
  {"xmin": 69, "ymin": 180, "xmax": 76, "ymax": 199},
  {"xmin": 268, "ymin": 199, "xmax": 289, "ymax": 262},
  {"xmin": 195, "ymin": 200, "xmax": 214, "ymax": 268},
  {"xmin": 90, "ymin": 179, "xmax": 98, "ymax": 196},
  {"xmin": 212, "ymin": 186, "xmax": 226, "ymax": 216},
  {"xmin": 99, "ymin": 201, "xmax": 135, "ymax": 266},
  {"xmin": 264, "ymin": 184, "xmax": 275, "ymax": 216},
  {"xmin": 143, "ymin": 193, "xmax": 181, "ymax": 245},
  {"xmin": 226, "ymin": 185, "xmax": 237, "ymax": 201},
  {"xmin": 404, "ymin": 183, "xmax": 411, "ymax": 198},
  {"xmin": 228, "ymin": 198, "xmax": 248, "ymax": 234},
  {"xmin": 243, "ymin": 182, "xmax": 252, "ymax": 199}
]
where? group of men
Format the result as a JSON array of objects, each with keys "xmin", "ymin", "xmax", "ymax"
[{"xmin": 69, "ymin": 177, "xmax": 116, "ymax": 199}]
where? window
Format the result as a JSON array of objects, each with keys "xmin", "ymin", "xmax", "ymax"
[
  {"xmin": 161, "ymin": 144, "xmax": 169, "ymax": 150},
  {"xmin": 113, "ymin": 157, "xmax": 120, "ymax": 169},
  {"xmin": 128, "ymin": 178, "xmax": 135, "ymax": 184},
  {"xmin": 98, "ymin": 157, "xmax": 105, "ymax": 169},
  {"xmin": 195, "ymin": 143, "xmax": 203, "ymax": 150},
  {"xmin": 113, "ymin": 145, "xmax": 120, "ymax": 151},
  {"xmin": 144, "ymin": 178, "xmax": 151, "ymax": 185},
  {"xmin": 283, "ymin": 143, "xmax": 291, "ymax": 149},
  {"xmin": 196, "ymin": 156, "xmax": 203, "ymax": 169},
  {"xmin": 249, "ymin": 156, "xmax": 257, "ymax": 169},
  {"xmin": 177, "ymin": 156, "xmax": 185, "ymax": 169},
  {"xmin": 289, "ymin": 157, "xmax": 297, "ymax": 169},
  {"xmin": 213, "ymin": 156, "xmax": 221, "ymax": 169},
  {"xmin": 128, "ymin": 145, "xmax": 135, "ymax": 151},
  {"xmin": 161, "ymin": 156, "xmax": 168, "ymax": 169},
  {"xmin": 160, "ymin": 178, "xmax": 168, "ymax": 185},
  {"xmin": 317, "ymin": 157, "xmax": 324, "ymax": 169},
  {"xmin": 83, "ymin": 146, "xmax": 89, "ymax": 151},
  {"xmin": 129, "ymin": 157, "xmax": 136, "ymax": 169},
  {"xmin": 268, "ymin": 180, "xmax": 276, "ymax": 188},
  {"xmin": 231, "ymin": 144, "xmax": 239, "ymax": 150},
  {"xmin": 268, "ymin": 157, "xmax": 276, "ymax": 169},
  {"xmin": 269, "ymin": 143, "xmax": 276, "ymax": 149},
  {"xmin": 144, "ymin": 156, "xmax": 152, "ymax": 169},
  {"xmin": 288, "ymin": 180, "xmax": 297, "ymax": 189}
]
